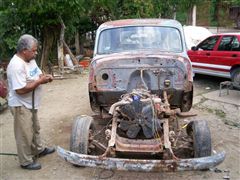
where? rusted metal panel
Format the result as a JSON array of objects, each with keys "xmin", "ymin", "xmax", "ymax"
[
  {"xmin": 99, "ymin": 19, "xmax": 183, "ymax": 32},
  {"xmin": 90, "ymin": 19, "xmax": 193, "ymax": 113},
  {"xmin": 115, "ymin": 135, "xmax": 163, "ymax": 153},
  {"xmin": 57, "ymin": 146, "xmax": 226, "ymax": 172},
  {"xmin": 108, "ymin": 115, "xmax": 117, "ymax": 147},
  {"xmin": 163, "ymin": 119, "xmax": 171, "ymax": 149},
  {"xmin": 89, "ymin": 56, "xmax": 192, "ymax": 112}
]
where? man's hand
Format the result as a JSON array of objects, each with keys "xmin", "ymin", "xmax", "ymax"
[
  {"xmin": 39, "ymin": 74, "xmax": 53, "ymax": 84},
  {"xmin": 16, "ymin": 74, "xmax": 53, "ymax": 95},
  {"xmin": 46, "ymin": 74, "xmax": 53, "ymax": 82}
]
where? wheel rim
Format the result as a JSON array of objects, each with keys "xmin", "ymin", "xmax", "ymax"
[{"xmin": 233, "ymin": 71, "xmax": 240, "ymax": 86}]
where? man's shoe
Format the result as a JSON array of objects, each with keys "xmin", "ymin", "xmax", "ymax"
[
  {"xmin": 38, "ymin": 147, "xmax": 55, "ymax": 157},
  {"xmin": 21, "ymin": 162, "xmax": 41, "ymax": 170}
]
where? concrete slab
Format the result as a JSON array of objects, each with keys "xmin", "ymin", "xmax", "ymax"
[
  {"xmin": 202, "ymin": 90, "xmax": 240, "ymax": 106},
  {"xmin": 193, "ymin": 95, "xmax": 203, "ymax": 106}
]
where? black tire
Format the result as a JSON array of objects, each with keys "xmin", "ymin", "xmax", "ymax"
[
  {"xmin": 180, "ymin": 88, "xmax": 193, "ymax": 112},
  {"xmin": 186, "ymin": 120, "xmax": 212, "ymax": 158},
  {"xmin": 70, "ymin": 115, "xmax": 94, "ymax": 154},
  {"xmin": 231, "ymin": 68, "xmax": 240, "ymax": 90}
]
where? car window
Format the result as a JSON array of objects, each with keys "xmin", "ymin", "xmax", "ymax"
[
  {"xmin": 218, "ymin": 36, "xmax": 232, "ymax": 51},
  {"xmin": 231, "ymin": 36, "xmax": 240, "ymax": 51},
  {"xmin": 198, "ymin": 36, "xmax": 219, "ymax": 51},
  {"xmin": 218, "ymin": 36, "xmax": 240, "ymax": 51},
  {"xmin": 97, "ymin": 26, "xmax": 183, "ymax": 54}
]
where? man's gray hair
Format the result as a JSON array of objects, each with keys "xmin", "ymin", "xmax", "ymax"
[{"xmin": 16, "ymin": 34, "xmax": 38, "ymax": 52}]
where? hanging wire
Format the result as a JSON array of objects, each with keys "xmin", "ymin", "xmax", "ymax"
[{"xmin": 0, "ymin": 153, "xmax": 18, "ymax": 156}]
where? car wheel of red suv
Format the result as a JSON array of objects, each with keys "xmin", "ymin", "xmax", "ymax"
[{"xmin": 231, "ymin": 68, "xmax": 240, "ymax": 90}]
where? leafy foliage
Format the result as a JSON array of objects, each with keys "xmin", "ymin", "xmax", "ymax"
[{"xmin": 0, "ymin": 0, "xmax": 86, "ymax": 61}]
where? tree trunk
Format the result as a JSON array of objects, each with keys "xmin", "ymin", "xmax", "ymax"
[
  {"xmin": 57, "ymin": 40, "xmax": 64, "ymax": 75},
  {"xmin": 58, "ymin": 17, "xmax": 79, "ymax": 73},
  {"xmin": 79, "ymin": 34, "xmax": 84, "ymax": 55},
  {"xmin": 192, "ymin": 5, "xmax": 196, "ymax": 26},
  {"xmin": 75, "ymin": 32, "xmax": 80, "ymax": 55},
  {"xmin": 40, "ymin": 27, "xmax": 55, "ymax": 72},
  {"xmin": 63, "ymin": 40, "xmax": 78, "ymax": 65},
  {"xmin": 186, "ymin": 5, "xmax": 193, "ymax": 25},
  {"xmin": 58, "ymin": 18, "xmax": 65, "ymax": 75}
]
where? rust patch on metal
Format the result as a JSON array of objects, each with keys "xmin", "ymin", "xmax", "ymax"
[
  {"xmin": 115, "ymin": 134, "xmax": 162, "ymax": 152},
  {"xmin": 57, "ymin": 147, "xmax": 226, "ymax": 172}
]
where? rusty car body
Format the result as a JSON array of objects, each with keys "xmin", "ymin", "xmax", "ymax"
[
  {"xmin": 57, "ymin": 19, "xmax": 225, "ymax": 172},
  {"xmin": 88, "ymin": 19, "xmax": 194, "ymax": 116}
]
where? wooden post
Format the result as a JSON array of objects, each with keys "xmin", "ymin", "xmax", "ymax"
[
  {"xmin": 75, "ymin": 32, "xmax": 80, "ymax": 55},
  {"xmin": 57, "ymin": 40, "xmax": 64, "ymax": 76},
  {"xmin": 192, "ymin": 5, "xmax": 196, "ymax": 26},
  {"xmin": 58, "ymin": 16, "xmax": 66, "ymax": 75},
  {"xmin": 63, "ymin": 40, "xmax": 79, "ymax": 65},
  {"xmin": 58, "ymin": 16, "xmax": 81, "ymax": 73}
]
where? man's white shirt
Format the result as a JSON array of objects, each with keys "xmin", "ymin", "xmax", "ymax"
[{"xmin": 7, "ymin": 55, "xmax": 42, "ymax": 109}]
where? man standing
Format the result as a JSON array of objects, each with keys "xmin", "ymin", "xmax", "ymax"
[{"xmin": 7, "ymin": 34, "xmax": 55, "ymax": 170}]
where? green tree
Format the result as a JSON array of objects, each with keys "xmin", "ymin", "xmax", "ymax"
[{"xmin": 0, "ymin": 0, "xmax": 87, "ymax": 70}]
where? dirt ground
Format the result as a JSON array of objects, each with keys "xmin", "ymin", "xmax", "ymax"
[{"xmin": 0, "ymin": 71, "xmax": 239, "ymax": 180}]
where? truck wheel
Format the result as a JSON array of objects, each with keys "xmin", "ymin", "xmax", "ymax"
[
  {"xmin": 231, "ymin": 68, "xmax": 240, "ymax": 90},
  {"xmin": 186, "ymin": 120, "xmax": 212, "ymax": 158},
  {"xmin": 70, "ymin": 115, "xmax": 94, "ymax": 154},
  {"xmin": 180, "ymin": 89, "xmax": 193, "ymax": 112}
]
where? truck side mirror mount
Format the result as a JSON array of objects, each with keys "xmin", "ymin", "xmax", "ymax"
[{"xmin": 191, "ymin": 46, "xmax": 198, "ymax": 51}]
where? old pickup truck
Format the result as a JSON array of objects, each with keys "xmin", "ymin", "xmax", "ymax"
[{"xmin": 57, "ymin": 19, "xmax": 225, "ymax": 172}]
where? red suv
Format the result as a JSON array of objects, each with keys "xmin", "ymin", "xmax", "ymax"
[{"xmin": 187, "ymin": 33, "xmax": 240, "ymax": 89}]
